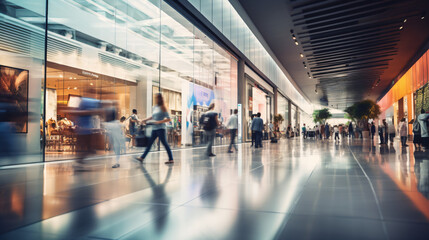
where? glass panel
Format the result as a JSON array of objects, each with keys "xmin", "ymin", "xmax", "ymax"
[
  {"xmin": 0, "ymin": 0, "xmax": 46, "ymax": 165},
  {"xmin": 44, "ymin": 0, "xmax": 161, "ymax": 160}
]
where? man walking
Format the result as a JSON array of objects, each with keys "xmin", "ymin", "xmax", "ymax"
[
  {"xmin": 227, "ymin": 109, "xmax": 239, "ymax": 153},
  {"xmin": 417, "ymin": 109, "xmax": 429, "ymax": 149},
  {"xmin": 202, "ymin": 103, "xmax": 219, "ymax": 157},
  {"xmin": 370, "ymin": 122, "xmax": 376, "ymax": 141},
  {"xmin": 302, "ymin": 123, "xmax": 307, "ymax": 139},
  {"xmin": 251, "ymin": 112, "xmax": 264, "ymax": 148}
]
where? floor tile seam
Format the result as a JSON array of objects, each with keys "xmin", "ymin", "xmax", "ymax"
[
  {"xmin": 114, "ymin": 204, "xmax": 183, "ymax": 240},
  {"xmin": 0, "ymin": 198, "xmax": 114, "ymax": 236},
  {"xmin": 273, "ymin": 163, "xmax": 318, "ymax": 240},
  {"xmin": 49, "ymin": 168, "xmax": 165, "ymax": 198},
  {"xmin": 172, "ymin": 204, "xmax": 291, "ymax": 215},
  {"xmin": 288, "ymin": 212, "xmax": 386, "ymax": 222},
  {"xmin": 0, "ymin": 142, "xmax": 253, "ymax": 170},
  {"xmin": 347, "ymin": 145, "xmax": 390, "ymax": 240}
]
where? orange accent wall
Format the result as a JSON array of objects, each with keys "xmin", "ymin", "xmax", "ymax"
[{"xmin": 378, "ymin": 50, "xmax": 429, "ymax": 113}]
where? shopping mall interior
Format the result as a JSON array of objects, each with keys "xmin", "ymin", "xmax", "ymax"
[{"xmin": 0, "ymin": 0, "xmax": 428, "ymax": 239}]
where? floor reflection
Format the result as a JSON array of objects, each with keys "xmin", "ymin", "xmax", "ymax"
[{"xmin": 0, "ymin": 137, "xmax": 429, "ymax": 239}]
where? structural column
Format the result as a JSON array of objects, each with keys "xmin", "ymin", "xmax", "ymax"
[{"xmin": 237, "ymin": 59, "xmax": 246, "ymax": 143}]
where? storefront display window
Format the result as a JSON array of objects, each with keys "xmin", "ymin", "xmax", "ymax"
[{"xmin": 0, "ymin": 0, "xmax": 240, "ymax": 162}]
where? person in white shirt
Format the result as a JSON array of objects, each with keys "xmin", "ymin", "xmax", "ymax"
[
  {"xmin": 399, "ymin": 118, "xmax": 408, "ymax": 147},
  {"xmin": 334, "ymin": 125, "xmax": 340, "ymax": 142},
  {"xmin": 227, "ymin": 109, "xmax": 239, "ymax": 153}
]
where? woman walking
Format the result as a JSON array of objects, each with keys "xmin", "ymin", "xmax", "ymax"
[
  {"xmin": 135, "ymin": 94, "xmax": 174, "ymax": 164},
  {"xmin": 399, "ymin": 118, "xmax": 408, "ymax": 147}
]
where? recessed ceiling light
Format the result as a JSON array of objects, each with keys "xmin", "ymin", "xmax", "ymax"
[
  {"xmin": 422, "ymin": 16, "xmax": 425, "ymax": 20},
  {"xmin": 74, "ymin": 87, "xmax": 77, "ymax": 90},
  {"xmin": 399, "ymin": 26, "xmax": 403, "ymax": 30},
  {"xmin": 90, "ymin": 83, "xmax": 93, "ymax": 86},
  {"xmin": 305, "ymin": 65, "xmax": 307, "ymax": 69},
  {"xmin": 295, "ymin": 41, "xmax": 299, "ymax": 45},
  {"xmin": 59, "ymin": 74, "xmax": 63, "ymax": 78},
  {"xmin": 300, "ymin": 53, "xmax": 304, "ymax": 57},
  {"xmin": 403, "ymin": 19, "xmax": 407, "ymax": 23},
  {"xmin": 69, "ymin": 77, "xmax": 72, "ymax": 79}
]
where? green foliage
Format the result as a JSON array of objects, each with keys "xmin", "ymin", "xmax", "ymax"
[
  {"xmin": 345, "ymin": 99, "xmax": 381, "ymax": 121},
  {"xmin": 313, "ymin": 108, "xmax": 332, "ymax": 124},
  {"xmin": 274, "ymin": 114, "xmax": 284, "ymax": 124},
  {"xmin": 345, "ymin": 100, "xmax": 381, "ymax": 131}
]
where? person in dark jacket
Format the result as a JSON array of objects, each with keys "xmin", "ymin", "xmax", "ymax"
[
  {"xmin": 251, "ymin": 112, "xmax": 264, "ymax": 148},
  {"xmin": 370, "ymin": 122, "xmax": 376, "ymax": 141}
]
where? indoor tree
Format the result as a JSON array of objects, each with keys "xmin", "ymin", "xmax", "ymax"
[
  {"xmin": 345, "ymin": 99, "xmax": 381, "ymax": 131},
  {"xmin": 312, "ymin": 108, "xmax": 332, "ymax": 124}
]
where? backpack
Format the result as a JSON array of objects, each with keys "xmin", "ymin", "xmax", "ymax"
[
  {"xmin": 201, "ymin": 112, "xmax": 217, "ymax": 131},
  {"xmin": 413, "ymin": 121, "xmax": 421, "ymax": 135}
]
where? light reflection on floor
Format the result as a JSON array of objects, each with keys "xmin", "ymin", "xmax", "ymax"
[{"xmin": 0, "ymin": 137, "xmax": 428, "ymax": 240}]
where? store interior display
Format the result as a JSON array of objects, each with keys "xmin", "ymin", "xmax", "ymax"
[{"xmin": 44, "ymin": 64, "xmax": 135, "ymax": 157}]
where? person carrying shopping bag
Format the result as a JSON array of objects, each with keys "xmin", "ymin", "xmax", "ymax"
[{"xmin": 135, "ymin": 93, "xmax": 174, "ymax": 164}]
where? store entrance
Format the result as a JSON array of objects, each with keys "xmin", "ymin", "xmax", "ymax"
[
  {"xmin": 44, "ymin": 63, "xmax": 136, "ymax": 161},
  {"xmin": 246, "ymin": 82, "xmax": 273, "ymax": 142}
]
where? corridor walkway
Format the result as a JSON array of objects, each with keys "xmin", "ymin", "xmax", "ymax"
[{"xmin": 0, "ymin": 138, "xmax": 428, "ymax": 240}]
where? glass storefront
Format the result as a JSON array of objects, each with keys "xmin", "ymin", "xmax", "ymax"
[
  {"xmin": 277, "ymin": 94, "xmax": 289, "ymax": 134},
  {"xmin": 0, "ymin": 0, "xmax": 238, "ymax": 164},
  {"xmin": 245, "ymin": 74, "xmax": 273, "ymax": 142}
]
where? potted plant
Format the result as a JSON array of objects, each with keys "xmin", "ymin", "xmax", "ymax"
[
  {"xmin": 312, "ymin": 108, "xmax": 332, "ymax": 124},
  {"xmin": 345, "ymin": 100, "xmax": 381, "ymax": 139},
  {"xmin": 273, "ymin": 114, "xmax": 284, "ymax": 141}
]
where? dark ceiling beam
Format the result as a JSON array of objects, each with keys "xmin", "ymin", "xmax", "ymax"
[
  {"xmin": 310, "ymin": 58, "xmax": 393, "ymax": 72},
  {"xmin": 313, "ymin": 65, "xmax": 388, "ymax": 77},
  {"xmin": 302, "ymin": 32, "xmax": 399, "ymax": 50},
  {"xmin": 301, "ymin": 27, "xmax": 398, "ymax": 45},
  {"xmin": 309, "ymin": 40, "xmax": 398, "ymax": 55},
  {"xmin": 306, "ymin": 44, "xmax": 398, "ymax": 60},
  {"xmin": 307, "ymin": 52, "xmax": 397, "ymax": 67}
]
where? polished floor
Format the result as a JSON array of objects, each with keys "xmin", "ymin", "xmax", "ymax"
[{"xmin": 0, "ymin": 137, "xmax": 428, "ymax": 240}]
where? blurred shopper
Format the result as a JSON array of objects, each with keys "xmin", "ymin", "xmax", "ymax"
[
  {"xmin": 135, "ymin": 94, "xmax": 174, "ymax": 164},
  {"xmin": 315, "ymin": 125, "xmax": 319, "ymax": 139},
  {"xmin": 120, "ymin": 116, "xmax": 131, "ymax": 150},
  {"xmin": 0, "ymin": 94, "xmax": 21, "ymax": 160},
  {"xmin": 334, "ymin": 125, "xmax": 340, "ymax": 142},
  {"xmin": 399, "ymin": 118, "xmax": 408, "ymax": 147},
  {"xmin": 287, "ymin": 124, "xmax": 291, "ymax": 138},
  {"xmin": 250, "ymin": 114, "xmax": 255, "ymax": 146},
  {"xmin": 379, "ymin": 119, "xmax": 386, "ymax": 145},
  {"xmin": 370, "ymin": 122, "xmax": 376, "ymax": 141},
  {"xmin": 129, "ymin": 109, "xmax": 139, "ymax": 148},
  {"xmin": 384, "ymin": 121, "xmax": 389, "ymax": 145},
  {"xmin": 200, "ymin": 103, "xmax": 219, "ymax": 157},
  {"xmin": 320, "ymin": 123, "xmax": 325, "ymax": 139},
  {"xmin": 412, "ymin": 119, "xmax": 422, "ymax": 150},
  {"xmin": 227, "ymin": 109, "xmax": 238, "ymax": 153},
  {"xmin": 268, "ymin": 121, "xmax": 274, "ymax": 139},
  {"xmin": 348, "ymin": 122, "xmax": 354, "ymax": 138},
  {"xmin": 251, "ymin": 112, "xmax": 264, "ymax": 148},
  {"xmin": 417, "ymin": 109, "xmax": 429, "ymax": 149},
  {"xmin": 388, "ymin": 121, "xmax": 395, "ymax": 144},
  {"xmin": 72, "ymin": 97, "xmax": 103, "ymax": 165},
  {"xmin": 302, "ymin": 123, "xmax": 307, "ymax": 139},
  {"xmin": 103, "ymin": 101, "xmax": 124, "ymax": 168},
  {"xmin": 325, "ymin": 122, "xmax": 330, "ymax": 140}
]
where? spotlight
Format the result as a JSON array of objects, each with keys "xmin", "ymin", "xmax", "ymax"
[
  {"xmin": 292, "ymin": 34, "xmax": 296, "ymax": 40},
  {"xmin": 403, "ymin": 19, "xmax": 407, "ymax": 23},
  {"xmin": 421, "ymin": 12, "xmax": 426, "ymax": 20},
  {"xmin": 300, "ymin": 53, "xmax": 304, "ymax": 58},
  {"xmin": 305, "ymin": 65, "xmax": 307, "ymax": 69},
  {"xmin": 295, "ymin": 41, "xmax": 299, "ymax": 45},
  {"xmin": 399, "ymin": 26, "xmax": 403, "ymax": 30}
]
